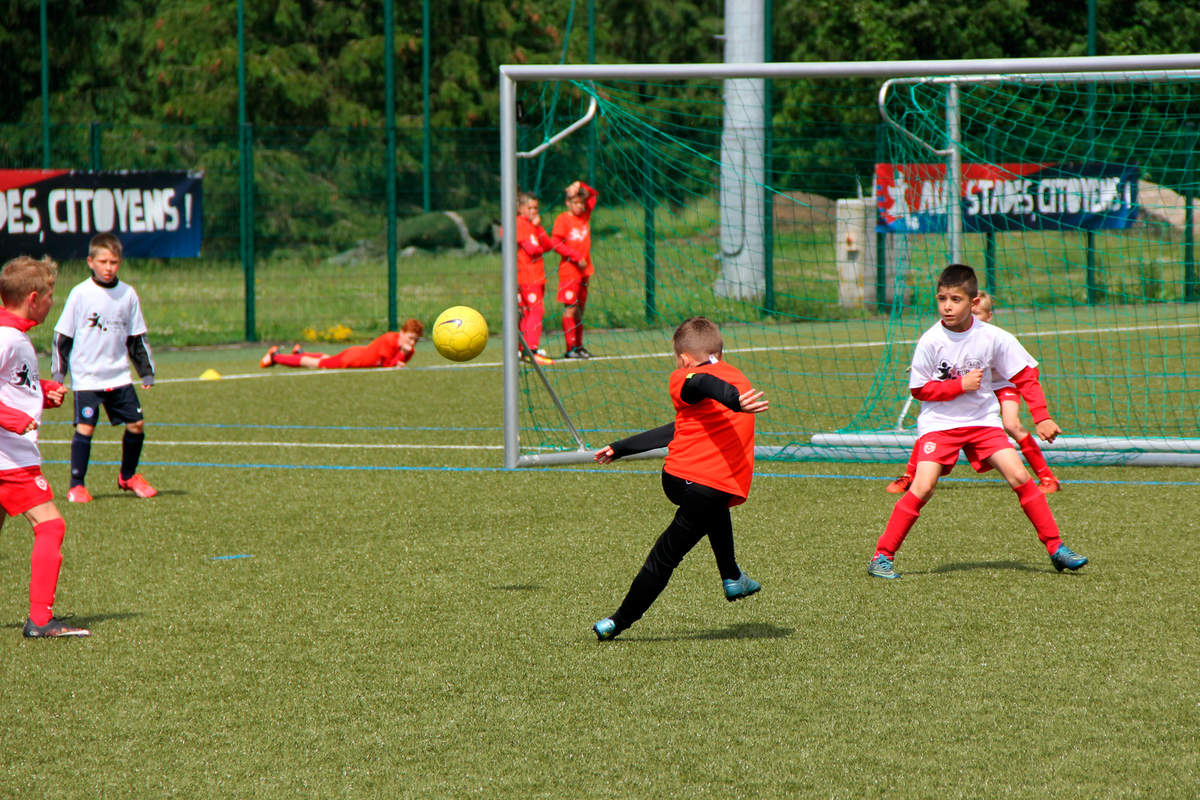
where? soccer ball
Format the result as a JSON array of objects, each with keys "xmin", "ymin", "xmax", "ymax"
[{"xmin": 432, "ymin": 306, "xmax": 488, "ymax": 362}]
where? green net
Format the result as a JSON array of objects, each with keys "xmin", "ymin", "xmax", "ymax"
[{"xmin": 513, "ymin": 73, "xmax": 1200, "ymax": 465}]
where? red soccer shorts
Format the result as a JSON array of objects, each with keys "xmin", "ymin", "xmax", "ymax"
[
  {"xmin": 0, "ymin": 465, "xmax": 54, "ymax": 516},
  {"xmin": 994, "ymin": 386, "xmax": 1020, "ymax": 404},
  {"xmin": 557, "ymin": 276, "xmax": 589, "ymax": 306},
  {"xmin": 914, "ymin": 426, "xmax": 1013, "ymax": 475}
]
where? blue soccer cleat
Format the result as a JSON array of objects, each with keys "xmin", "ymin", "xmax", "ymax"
[
  {"xmin": 868, "ymin": 554, "xmax": 900, "ymax": 579},
  {"xmin": 723, "ymin": 572, "xmax": 761, "ymax": 602},
  {"xmin": 1050, "ymin": 544, "xmax": 1088, "ymax": 572},
  {"xmin": 592, "ymin": 618, "xmax": 617, "ymax": 641}
]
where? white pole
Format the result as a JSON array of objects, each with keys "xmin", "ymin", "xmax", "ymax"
[
  {"xmin": 946, "ymin": 82, "xmax": 963, "ymax": 263},
  {"xmin": 715, "ymin": 0, "xmax": 767, "ymax": 300},
  {"xmin": 500, "ymin": 73, "xmax": 520, "ymax": 469}
]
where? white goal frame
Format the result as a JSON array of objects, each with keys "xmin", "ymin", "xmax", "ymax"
[{"xmin": 499, "ymin": 53, "xmax": 1200, "ymax": 469}]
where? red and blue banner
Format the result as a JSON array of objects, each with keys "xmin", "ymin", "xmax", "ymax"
[
  {"xmin": 876, "ymin": 162, "xmax": 1138, "ymax": 234},
  {"xmin": 0, "ymin": 170, "xmax": 202, "ymax": 261}
]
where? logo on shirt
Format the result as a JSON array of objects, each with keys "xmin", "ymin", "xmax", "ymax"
[
  {"xmin": 923, "ymin": 441, "xmax": 937, "ymax": 455},
  {"xmin": 87, "ymin": 312, "xmax": 108, "ymax": 331},
  {"xmin": 13, "ymin": 363, "xmax": 35, "ymax": 389},
  {"xmin": 35, "ymin": 476, "xmax": 48, "ymax": 491},
  {"xmin": 567, "ymin": 226, "xmax": 588, "ymax": 242},
  {"xmin": 935, "ymin": 360, "xmax": 956, "ymax": 380}
]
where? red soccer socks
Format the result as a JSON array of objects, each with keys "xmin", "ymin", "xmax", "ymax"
[
  {"xmin": 29, "ymin": 518, "xmax": 65, "ymax": 626},
  {"xmin": 875, "ymin": 491, "xmax": 927, "ymax": 559}
]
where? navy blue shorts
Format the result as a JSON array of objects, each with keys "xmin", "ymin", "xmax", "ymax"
[{"xmin": 74, "ymin": 384, "xmax": 144, "ymax": 426}]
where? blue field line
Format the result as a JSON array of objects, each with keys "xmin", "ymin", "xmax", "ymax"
[{"xmin": 39, "ymin": 459, "xmax": 1200, "ymax": 487}]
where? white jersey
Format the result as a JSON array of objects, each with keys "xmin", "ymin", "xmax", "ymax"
[
  {"xmin": 908, "ymin": 317, "xmax": 1038, "ymax": 436},
  {"xmin": 0, "ymin": 326, "xmax": 45, "ymax": 470},
  {"xmin": 53, "ymin": 278, "xmax": 150, "ymax": 391}
]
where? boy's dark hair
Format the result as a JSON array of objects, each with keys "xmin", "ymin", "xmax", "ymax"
[
  {"xmin": 938, "ymin": 263, "xmax": 978, "ymax": 297},
  {"xmin": 517, "ymin": 191, "xmax": 538, "ymax": 207},
  {"xmin": 401, "ymin": 317, "xmax": 425, "ymax": 338},
  {"xmin": 673, "ymin": 316, "xmax": 723, "ymax": 359},
  {"xmin": 0, "ymin": 256, "xmax": 57, "ymax": 306},
  {"xmin": 89, "ymin": 232, "xmax": 123, "ymax": 260}
]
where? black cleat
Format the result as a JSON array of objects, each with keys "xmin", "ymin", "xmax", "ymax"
[{"xmin": 23, "ymin": 617, "xmax": 90, "ymax": 638}]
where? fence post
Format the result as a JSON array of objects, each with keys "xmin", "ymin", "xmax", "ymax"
[
  {"xmin": 88, "ymin": 122, "xmax": 103, "ymax": 171},
  {"xmin": 239, "ymin": 122, "xmax": 256, "ymax": 341},
  {"xmin": 386, "ymin": 0, "xmax": 399, "ymax": 330}
]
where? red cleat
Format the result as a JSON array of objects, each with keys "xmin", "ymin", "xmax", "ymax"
[
  {"xmin": 67, "ymin": 485, "xmax": 92, "ymax": 504},
  {"xmin": 260, "ymin": 346, "xmax": 279, "ymax": 368},
  {"xmin": 118, "ymin": 473, "xmax": 158, "ymax": 498},
  {"xmin": 885, "ymin": 474, "xmax": 913, "ymax": 494},
  {"xmin": 1039, "ymin": 476, "xmax": 1060, "ymax": 494}
]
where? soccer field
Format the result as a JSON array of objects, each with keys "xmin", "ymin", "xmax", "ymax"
[{"xmin": 1, "ymin": 343, "xmax": 1196, "ymax": 799}]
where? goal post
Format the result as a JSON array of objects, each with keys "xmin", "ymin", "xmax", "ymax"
[{"xmin": 499, "ymin": 54, "xmax": 1200, "ymax": 470}]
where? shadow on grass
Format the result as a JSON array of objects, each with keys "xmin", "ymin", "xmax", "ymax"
[
  {"xmin": 629, "ymin": 621, "xmax": 794, "ymax": 643},
  {"xmin": 928, "ymin": 560, "xmax": 1044, "ymax": 574},
  {"xmin": 2, "ymin": 610, "xmax": 142, "ymax": 631},
  {"xmin": 491, "ymin": 584, "xmax": 542, "ymax": 591}
]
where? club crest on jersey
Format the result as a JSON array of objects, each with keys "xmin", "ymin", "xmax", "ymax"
[
  {"xmin": 87, "ymin": 312, "xmax": 108, "ymax": 331},
  {"xmin": 923, "ymin": 441, "xmax": 937, "ymax": 455},
  {"xmin": 13, "ymin": 363, "xmax": 35, "ymax": 389},
  {"xmin": 35, "ymin": 476, "xmax": 48, "ymax": 491}
]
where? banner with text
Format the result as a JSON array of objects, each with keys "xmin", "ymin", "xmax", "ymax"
[
  {"xmin": 0, "ymin": 170, "xmax": 203, "ymax": 261},
  {"xmin": 875, "ymin": 162, "xmax": 1138, "ymax": 234}
]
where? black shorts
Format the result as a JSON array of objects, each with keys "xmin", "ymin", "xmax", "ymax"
[{"xmin": 74, "ymin": 384, "xmax": 144, "ymax": 426}]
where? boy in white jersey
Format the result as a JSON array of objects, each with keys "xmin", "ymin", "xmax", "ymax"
[
  {"xmin": 868, "ymin": 264, "xmax": 1087, "ymax": 579},
  {"xmin": 0, "ymin": 256, "xmax": 89, "ymax": 637},
  {"xmin": 884, "ymin": 290, "xmax": 1061, "ymax": 494},
  {"xmin": 52, "ymin": 233, "xmax": 157, "ymax": 502}
]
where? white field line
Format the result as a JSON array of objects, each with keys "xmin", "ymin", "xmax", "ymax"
[
  {"xmin": 158, "ymin": 319, "xmax": 1200, "ymax": 383},
  {"xmin": 39, "ymin": 439, "xmax": 502, "ymax": 450}
]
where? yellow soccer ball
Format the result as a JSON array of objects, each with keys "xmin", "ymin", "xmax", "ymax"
[{"xmin": 432, "ymin": 306, "xmax": 488, "ymax": 362}]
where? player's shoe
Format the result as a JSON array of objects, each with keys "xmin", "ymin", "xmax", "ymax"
[
  {"xmin": 259, "ymin": 346, "xmax": 279, "ymax": 368},
  {"xmin": 1039, "ymin": 476, "xmax": 1061, "ymax": 494},
  {"xmin": 23, "ymin": 617, "xmax": 90, "ymax": 638},
  {"xmin": 868, "ymin": 554, "xmax": 900, "ymax": 579},
  {"xmin": 67, "ymin": 485, "xmax": 92, "ymax": 504},
  {"xmin": 117, "ymin": 473, "xmax": 158, "ymax": 498},
  {"xmin": 592, "ymin": 618, "xmax": 618, "ymax": 641},
  {"xmin": 1049, "ymin": 544, "xmax": 1088, "ymax": 572},
  {"xmin": 723, "ymin": 572, "xmax": 761, "ymax": 601},
  {"xmin": 885, "ymin": 474, "xmax": 913, "ymax": 494},
  {"xmin": 564, "ymin": 346, "xmax": 593, "ymax": 359},
  {"xmin": 290, "ymin": 344, "xmax": 303, "ymax": 355}
]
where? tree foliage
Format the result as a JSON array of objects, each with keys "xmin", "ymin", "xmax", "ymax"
[{"xmin": 7, "ymin": 0, "xmax": 1199, "ymax": 131}]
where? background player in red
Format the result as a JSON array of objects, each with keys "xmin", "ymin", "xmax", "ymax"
[
  {"xmin": 261, "ymin": 318, "xmax": 424, "ymax": 369},
  {"xmin": 869, "ymin": 264, "xmax": 1086, "ymax": 580},
  {"xmin": 514, "ymin": 190, "xmax": 582, "ymax": 365},
  {"xmin": 552, "ymin": 180, "xmax": 597, "ymax": 359},
  {"xmin": 886, "ymin": 290, "xmax": 1061, "ymax": 495},
  {"xmin": 0, "ymin": 256, "xmax": 89, "ymax": 637},
  {"xmin": 590, "ymin": 316, "xmax": 769, "ymax": 640}
]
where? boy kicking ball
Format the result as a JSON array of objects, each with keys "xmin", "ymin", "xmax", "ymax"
[
  {"xmin": 869, "ymin": 264, "xmax": 1087, "ymax": 580},
  {"xmin": 591, "ymin": 317, "xmax": 768, "ymax": 640}
]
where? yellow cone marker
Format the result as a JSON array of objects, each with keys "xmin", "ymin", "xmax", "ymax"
[{"xmin": 199, "ymin": 368, "xmax": 222, "ymax": 381}]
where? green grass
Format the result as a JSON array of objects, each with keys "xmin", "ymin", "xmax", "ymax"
[{"xmin": 1, "ymin": 345, "xmax": 1196, "ymax": 798}]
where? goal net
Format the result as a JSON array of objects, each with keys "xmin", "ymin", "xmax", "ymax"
[{"xmin": 499, "ymin": 58, "xmax": 1200, "ymax": 468}]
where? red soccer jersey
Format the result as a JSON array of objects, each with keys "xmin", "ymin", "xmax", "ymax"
[
  {"xmin": 515, "ymin": 215, "xmax": 547, "ymax": 286},
  {"xmin": 663, "ymin": 359, "xmax": 756, "ymax": 505},
  {"xmin": 553, "ymin": 183, "xmax": 597, "ymax": 283}
]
